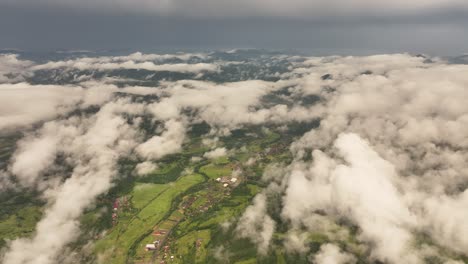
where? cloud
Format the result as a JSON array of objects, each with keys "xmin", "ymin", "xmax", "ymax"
[
  {"xmin": 136, "ymin": 119, "xmax": 186, "ymax": 160},
  {"xmin": 0, "ymin": 79, "xmax": 170, "ymax": 132},
  {"xmin": 331, "ymin": 133, "xmax": 418, "ymax": 262},
  {"xmin": 281, "ymin": 134, "xmax": 420, "ymax": 262},
  {"xmin": 1, "ymin": 54, "xmax": 315, "ymax": 133},
  {"xmin": 3, "ymin": 98, "xmax": 144, "ymax": 264},
  {"xmin": 134, "ymin": 161, "xmax": 158, "ymax": 176},
  {"xmin": 3, "ymin": 51, "xmax": 468, "ymax": 263},
  {"xmin": 33, "ymin": 61, "xmax": 219, "ymax": 74},
  {"xmin": 0, "ymin": 54, "xmax": 33, "ymax": 83},
  {"xmin": 212, "ymin": 245, "xmax": 231, "ymax": 262},
  {"xmin": 92, "ymin": 52, "xmax": 209, "ymax": 62},
  {"xmin": 239, "ymin": 53, "xmax": 468, "ymax": 262},
  {"xmin": 313, "ymin": 244, "xmax": 356, "ymax": 264},
  {"xmin": 236, "ymin": 193, "xmax": 275, "ymax": 254},
  {"xmin": 9, "ymin": 126, "xmax": 59, "ymax": 187},
  {"xmin": 4, "ymin": 0, "xmax": 468, "ymax": 18},
  {"xmin": 0, "ymin": 82, "xmax": 123, "ymax": 131},
  {"xmin": 423, "ymin": 191, "xmax": 468, "ymax": 254},
  {"xmin": 0, "ymin": 83, "xmax": 84, "ymax": 131},
  {"xmin": 203, "ymin": 147, "xmax": 227, "ymax": 159},
  {"xmin": 28, "ymin": 51, "xmax": 216, "ymax": 74},
  {"xmin": 147, "ymin": 79, "xmax": 315, "ymax": 130},
  {"xmin": 0, "ymin": 52, "xmax": 306, "ymax": 263}
]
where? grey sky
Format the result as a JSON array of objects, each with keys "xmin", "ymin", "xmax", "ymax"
[{"xmin": 1, "ymin": 0, "xmax": 468, "ymax": 55}]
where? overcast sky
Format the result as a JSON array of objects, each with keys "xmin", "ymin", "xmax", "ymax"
[{"xmin": 1, "ymin": 0, "xmax": 468, "ymax": 55}]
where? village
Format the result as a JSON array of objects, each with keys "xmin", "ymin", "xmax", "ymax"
[
  {"xmin": 141, "ymin": 171, "xmax": 242, "ymax": 263},
  {"xmin": 102, "ymin": 137, "xmax": 288, "ymax": 264}
]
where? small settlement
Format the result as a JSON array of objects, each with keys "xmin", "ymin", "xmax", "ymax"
[
  {"xmin": 215, "ymin": 176, "xmax": 238, "ymax": 188},
  {"xmin": 140, "ymin": 172, "xmax": 243, "ymax": 263}
]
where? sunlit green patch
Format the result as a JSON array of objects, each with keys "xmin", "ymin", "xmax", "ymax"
[
  {"xmin": 131, "ymin": 183, "xmax": 168, "ymax": 209},
  {"xmin": 199, "ymin": 163, "xmax": 232, "ymax": 179},
  {"xmin": 0, "ymin": 206, "xmax": 42, "ymax": 245}
]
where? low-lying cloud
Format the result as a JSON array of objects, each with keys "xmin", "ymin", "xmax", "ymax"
[
  {"xmin": 203, "ymin": 147, "xmax": 227, "ymax": 159},
  {"xmin": 0, "ymin": 54, "xmax": 33, "ymax": 83},
  {"xmin": 236, "ymin": 54, "xmax": 468, "ymax": 263},
  {"xmin": 1, "ymin": 51, "xmax": 468, "ymax": 263}
]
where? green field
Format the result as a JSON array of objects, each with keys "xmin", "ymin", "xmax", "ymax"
[
  {"xmin": 94, "ymin": 174, "xmax": 205, "ymax": 263},
  {"xmin": 87, "ymin": 128, "xmax": 295, "ymax": 263},
  {"xmin": 199, "ymin": 163, "xmax": 232, "ymax": 179}
]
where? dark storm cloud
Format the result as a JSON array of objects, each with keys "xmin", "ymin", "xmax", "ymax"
[
  {"xmin": 3, "ymin": 0, "xmax": 468, "ymax": 17},
  {"xmin": 0, "ymin": 0, "xmax": 468, "ymax": 54}
]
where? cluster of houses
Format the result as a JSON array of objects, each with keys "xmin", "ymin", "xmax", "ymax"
[
  {"xmin": 145, "ymin": 239, "xmax": 175, "ymax": 263},
  {"xmin": 111, "ymin": 196, "xmax": 129, "ymax": 226},
  {"xmin": 145, "ymin": 227, "xmax": 176, "ymax": 263},
  {"xmin": 180, "ymin": 196, "xmax": 197, "ymax": 210},
  {"xmin": 145, "ymin": 229, "xmax": 168, "ymax": 251},
  {"xmin": 216, "ymin": 176, "xmax": 238, "ymax": 188},
  {"xmin": 141, "ymin": 167, "xmax": 244, "ymax": 261}
]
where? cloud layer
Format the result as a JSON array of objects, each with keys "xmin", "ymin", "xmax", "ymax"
[
  {"xmin": 2, "ymin": 51, "xmax": 468, "ymax": 263},
  {"xmin": 237, "ymin": 53, "xmax": 468, "ymax": 263},
  {"xmin": 4, "ymin": 0, "xmax": 468, "ymax": 17}
]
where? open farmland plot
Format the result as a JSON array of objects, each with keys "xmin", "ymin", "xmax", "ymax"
[
  {"xmin": 94, "ymin": 174, "xmax": 205, "ymax": 263},
  {"xmin": 199, "ymin": 164, "xmax": 232, "ymax": 179}
]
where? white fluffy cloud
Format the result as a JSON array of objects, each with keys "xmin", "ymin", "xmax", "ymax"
[
  {"xmin": 423, "ymin": 191, "xmax": 468, "ymax": 254},
  {"xmin": 134, "ymin": 161, "xmax": 158, "ymax": 176},
  {"xmin": 136, "ymin": 119, "xmax": 186, "ymax": 160},
  {"xmin": 0, "ymin": 81, "xmax": 168, "ymax": 131},
  {"xmin": 236, "ymin": 193, "xmax": 275, "ymax": 254},
  {"xmin": 29, "ymin": 51, "xmax": 217, "ymax": 74},
  {"xmin": 147, "ymin": 79, "xmax": 315, "ymax": 129},
  {"xmin": 332, "ymin": 134, "xmax": 418, "ymax": 263},
  {"xmin": 0, "ymin": 83, "xmax": 85, "ymax": 130},
  {"xmin": 314, "ymin": 244, "xmax": 356, "ymax": 264},
  {"xmin": 0, "ymin": 81, "xmax": 129, "ymax": 131},
  {"xmin": 9, "ymin": 128, "xmax": 59, "ymax": 187},
  {"xmin": 3, "ymin": 99, "xmax": 144, "ymax": 264},
  {"xmin": 234, "ymin": 53, "xmax": 468, "ymax": 262},
  {"xmin": 0, "ymin": 54, "xmax": 33, "ymax": 83},
  {"xmin": 281, "ymin": 134, "xmax": 420, "ymax": 262},
  {"xmin": 33, "ymin": 61, "xmax": 219, "ymax": 74},
  {"xmin": 203, "ymin": 147, "xmax": 227, "ymax": 159}
]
